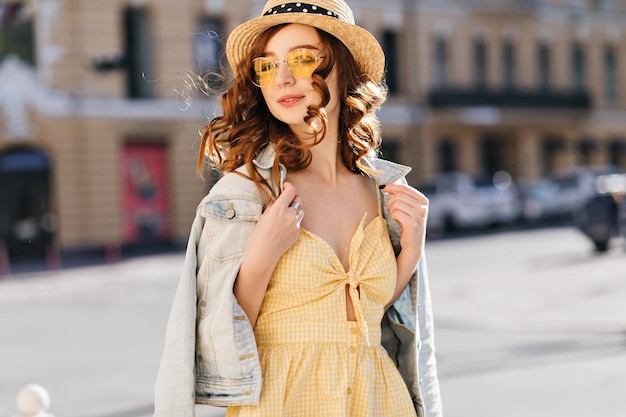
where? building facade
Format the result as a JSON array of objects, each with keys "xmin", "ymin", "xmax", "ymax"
[
  {"xmin": 408, "ymin": 0, "xmax": 626, "ymax": 182},
  {"xmin": 0, "ymin": 0, "xmax": 625, "ymax": 262}
]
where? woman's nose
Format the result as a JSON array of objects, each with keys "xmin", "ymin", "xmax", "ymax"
[{"xmin": 273, "ymin": 61, "xmax": 295, "ymax": 85}]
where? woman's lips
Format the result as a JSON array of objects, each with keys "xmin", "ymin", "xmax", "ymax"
[{"xmin": 278, "ymin": 95, "xmax": 304, "ymax": 107}]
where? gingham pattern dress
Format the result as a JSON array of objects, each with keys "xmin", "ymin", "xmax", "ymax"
[{"xmin": 226, "ymin": 202, "xmax": 417, "ymax": 417}]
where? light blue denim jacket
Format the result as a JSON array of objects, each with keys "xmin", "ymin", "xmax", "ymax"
[{"xmin": 154, "ymin": 145, "xmax": 443, "ymax": 417}]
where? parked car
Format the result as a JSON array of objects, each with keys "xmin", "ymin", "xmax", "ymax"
[
  {"xmin": 573, "ymin": 174, "xmax": 626, "ymax": 252},
  {"xmin": 550, "ymin": 165, "xmax": 623, "ymax": 220},
  {"xmin": 518, "ymin": 178, "xmax": 570, "ymax": 224},
  {"xmin": 419, "ymin": 171, "xmax": 521, "ymax": 236}
]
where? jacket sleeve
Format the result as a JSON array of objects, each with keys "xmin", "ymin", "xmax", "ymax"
[
  {"xmin": 417, "ymin": 254, "xmax": 444, "ymax": 417},
  {"xmin": 153, "ymin": 213, "xmax": 203, "ymax": 417}
]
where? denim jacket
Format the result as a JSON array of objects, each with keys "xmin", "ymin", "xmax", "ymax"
[{"xmin": 154, "ymin": 145, "xmax": 443, "ymax": 417}]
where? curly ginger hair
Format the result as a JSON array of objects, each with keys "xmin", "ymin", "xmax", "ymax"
[{"xmin": 197, "ymin": 24, "xmax": 387, "ymax": 201}]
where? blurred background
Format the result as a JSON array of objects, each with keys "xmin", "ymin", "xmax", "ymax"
[
  {"xmin": 1, "ymin": 0, "xmax": 626, "ymax": 266},
  {"xmin": 0, "ymin": 0, "xmax": 626, "ymax": 416}
]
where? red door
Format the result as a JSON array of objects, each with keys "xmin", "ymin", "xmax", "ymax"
[{"xmin": 122, "ymin": 143, "xmax": 170, "ymax": 244}]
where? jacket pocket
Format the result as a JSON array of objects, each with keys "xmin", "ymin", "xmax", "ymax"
[{"xmin": 201, "ymin": 197, "xmax": 263, "ymax": 261}]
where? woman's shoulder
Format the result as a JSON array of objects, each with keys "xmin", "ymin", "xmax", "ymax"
[
  {"xmin": 194, "ymin": 167, "xmax": 269, "ymax": 220},
  {"xmin": 199, "ymin": 166, "xmax": 267, "ymax": 205},
  {"xmin": 211, "ymin": 172, "xmax": 259, "ymax": 196}
]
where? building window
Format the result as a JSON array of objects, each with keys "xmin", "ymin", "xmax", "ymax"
[
  {"xmin": 193, "ymin": 16, "xmax": 225, "ymax": 76},
  {"xmin": 382, "ymin": 30, "xmax": 399, "ymax": 94},
  {"xmin": 481, "ymin": 138, "xmax": 504, "ymax": 175},
  {"xmin": 380, "ymin": 141, "xmax": 400, "ymax": 163},
  {"xmin": 438, "ymin": 140, "xmax": 457, "ymax": 173},
  {"xmin": 577, "ymin": 138, "xmax": 597, "ymax": 165},
  {"xmin": 433, "ymin": 37, "xmax": 449, "ymax": 88},
  {"xmin": 537, "ymin": 42, "xmax": 551, "ymax": 89},
  {"xmin": 502, "ymin": 41, "xmax": 516, "ymax": 90},
  {"xmin": 0, "ymin": 3, "xmax": 35, "ymax": 65},
  {"xmin": 123, "ymin": 7, "xmax": 155, "ymax": 99},
  {"xmin": 572, "ymin": 43, "xmax": 586, "ymax": 91},
  {"xmin": 609, "ymin": 140, "xmax": 626, "ymax": 168},
  {"xmin": 604, "ymin": 45, "xmax": 618, "ymax": 101},
  {"xmin": 542, "ymin": 138, "xmax": 566, "ymax": 174},
  {"xmin": 473, "ymin": 38, "xmax": 487, "ymax": 89}
]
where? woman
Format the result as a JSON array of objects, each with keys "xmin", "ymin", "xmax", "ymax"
[{"xmin": 154, "ymin": 1, "xmax": 442, "ymax": 417}]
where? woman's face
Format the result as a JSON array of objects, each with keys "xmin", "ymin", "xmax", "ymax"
[{"xmin": 257, "ymin": 23, "xmax": 339, "ymax": 135}]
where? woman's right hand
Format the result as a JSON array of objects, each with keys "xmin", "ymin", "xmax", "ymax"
[
  {"xmin": 234, "ymin": 182, "xmax": 303, "ymax": 327},
  {"xmin": 246, "ymin": 181, "xmax": 302, "ymax": 264}
]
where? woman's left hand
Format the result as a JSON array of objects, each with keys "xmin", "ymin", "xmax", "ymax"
[
  {"xmin": 381, "ymin": 183, "xmax": 429, "ymax": 260},
  {"xmin": 382, "ymin": 183, "xmax": 429, "ymax": 306}
]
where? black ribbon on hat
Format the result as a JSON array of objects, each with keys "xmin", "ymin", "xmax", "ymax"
[{"xmin": 263, "ymin": 3, "xmax": 340, "ymax": 19}]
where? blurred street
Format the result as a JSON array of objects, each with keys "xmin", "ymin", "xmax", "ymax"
[
  {"xmin": 427, "ymin": 227, "xmax": 626, "ymax": 417},
  {"xmin": 1, "ymin": 226, "xmax": 625, "ymax": 417}
]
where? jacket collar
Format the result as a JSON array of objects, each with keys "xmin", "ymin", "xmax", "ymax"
[
  {"xmin": 252, "ymin": 143, "xmax": 411, "ymax": 186},
  {"xmin": 252, "ymin": 143, "xmax": 276, "ymax": 170}
]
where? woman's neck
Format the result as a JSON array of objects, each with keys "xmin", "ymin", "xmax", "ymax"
[{"xmin": 302, "ymin": 123, "xmax": 350, "ymax": 186}]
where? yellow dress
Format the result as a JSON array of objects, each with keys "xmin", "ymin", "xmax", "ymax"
[{"xmin": 226, "ymin": 207, "xmax": 417, "ymax": 417}]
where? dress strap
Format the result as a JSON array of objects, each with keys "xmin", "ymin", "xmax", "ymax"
[{"xmin": 375, "ymin": 181, "xmax": 384, "ymax": 217}]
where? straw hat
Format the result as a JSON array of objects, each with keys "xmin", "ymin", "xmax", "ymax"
[{"xmin": 225, "ymin": 0, "xmax": 385, "ymax": 83}]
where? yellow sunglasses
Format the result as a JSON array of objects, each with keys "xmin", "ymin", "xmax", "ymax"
[{"xmin": 252, "ymin": 48, "xmax": 324, "ymax": 87}]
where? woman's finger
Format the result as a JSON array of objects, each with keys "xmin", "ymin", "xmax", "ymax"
[
  {"xmin": 383, "ymin": 184, "xmax": 428, "ymax": 205},
  {"xmin": 277, "ymin": 182, "xmax": 298, "ymax": 207}
]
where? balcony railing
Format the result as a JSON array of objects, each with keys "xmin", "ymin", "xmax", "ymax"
[
  {"xmin": 467, "ymin": 0, "xmax": 541, "ymax": 14},
  {"xmin": 427, "ymin": 87, "xmax": 592, "ymax": 110}
]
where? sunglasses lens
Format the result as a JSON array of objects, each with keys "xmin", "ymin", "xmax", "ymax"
[
  {"xmin": 252, "ymin": 49, "xmax": 318, "ymax": 87},
  {"xmin": 253, "ymin": 58, "xmax": 275, "ymax": 86},
  {"xmin": 287, "ymin": 49, "xmax": 317, "ymax": 78}
]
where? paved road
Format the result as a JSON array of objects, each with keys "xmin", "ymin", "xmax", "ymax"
[
  {"xmin": 0, "ymin": 226, "xmax": 624, "ymax": 417},
  {"xmin": 426, "ymin": 227, "xmax": 626, "ymax": 417}
]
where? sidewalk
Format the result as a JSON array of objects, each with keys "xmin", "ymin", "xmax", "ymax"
[
  {"xmin": 0, "ymin": 251, "xmax": 225, "ymax": 417},
  {"xmin": 2, "ymin": 227, "xmax": 625, "ymax": 417},
  {"xmin": 425, "ymin": 227, "xmax": 626, "ymax": 417},
  {"xmin": 427, "ymin": 227, "xmax": 626, "ymax": 334}
]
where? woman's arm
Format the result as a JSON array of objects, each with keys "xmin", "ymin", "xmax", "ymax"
[
  {"xmin": 381, "ymin": 183, "xmax": 442, "ymax": 415},
  {"xmin": 234, "ymin": 182, "xmax": 302, "ymax": 327},
  {"xmin": 381, "ymin": 183, "xmax": 429, "ymax": 306}
]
